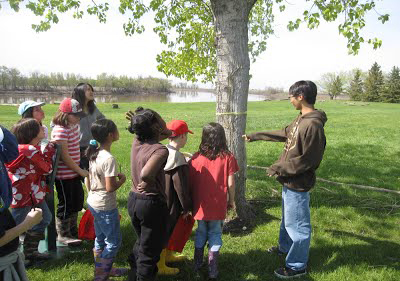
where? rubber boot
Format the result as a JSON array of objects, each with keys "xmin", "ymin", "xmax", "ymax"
[
  {"xmin": 208, "ymin": 250, "xmax": 219, "ymax": 280},
  {"xmin": 23, "ymin": 231, "xmax": 50, "ymax": 267},
  {"xmin": 193, "ymin": 247, "xmax": 204, "ymax": 271},
  {"xmin": 93, "ymin": 249, "xmax": 128, "ymax": 277},
  {"xmin": 157, "ymin": 249, "xmax": 179, "ymax": 275},
  {"xmin": 56, "ymin": 217, "xmax": 82, "ymax": 246},
  {"xmin": 94, "ymin": 257, "xmax": 113, "ymax": 281},
  {"xmin": 165, "ymin": 249, "xmax": 186, "ymax": 263},
  {"xmin": 69, "ymin": 212, "xmax": 79, "ymax": 239}
]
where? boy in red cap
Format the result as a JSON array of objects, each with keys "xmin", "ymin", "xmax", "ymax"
[{"xmin": 157, "ymin": 120, "xmax": 193, "ymax": 275}]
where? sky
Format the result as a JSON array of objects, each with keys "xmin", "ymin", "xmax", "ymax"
[{"xmin": 0, "ymin": 0, "xmax": 399, "ymax": 90}]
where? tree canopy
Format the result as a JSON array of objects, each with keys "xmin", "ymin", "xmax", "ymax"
[{"xmin": 2, "ymin": 0, "xmax": 390, "ymax": 83}]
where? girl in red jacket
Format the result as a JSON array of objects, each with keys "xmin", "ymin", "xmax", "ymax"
[{"xmin": 6, "ymin": 118, "xmax": 55, "ymax": 266}]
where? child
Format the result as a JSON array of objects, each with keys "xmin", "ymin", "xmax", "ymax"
[
  {"xmin": 85, "ymin": 119, "xmax": 128, "ymax": 280},
  {"xmin": 189, "ymin": 122, "xmax": 239, "ymax": 280},
  {"xmin": 157, "ymin": 120, "xmax": 193, "ymax": 275},
  {"xmin": 126, "ymin": 106, "xmax": 172, "ymax": 281},
  {"xmin": 1, "ymin": 124, "xmax": 43, "ymax": 279},
  {"xmin": 71, "ymin": 83, "xmax": 105, "ymax": 171},
  {"xmin": 6, "ymin": 119, "xmax": 55, "ymax": 266},
  {"xmin": 51, "ymin": 98, "xmax": 88, "ymax": 246},
  {"xmin": 18, "ymin": 101, "xmax": 48, "ymax": 139}
]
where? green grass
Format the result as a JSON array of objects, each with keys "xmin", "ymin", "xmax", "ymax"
[{"xmin": 1, "ymin": 100, "xmax": 399, "ymax": 281}]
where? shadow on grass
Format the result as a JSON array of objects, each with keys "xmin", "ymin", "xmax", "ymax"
[
  {"xmin": 223, "ymin": 200, "xmax": 281, "ymax": 237},
  {"xmin": 155, "ymin": 249, "xmax": 315, "ymax": 281},
  {"xmin": 310, "ymin": 230, "xmax": 400, "ymax": 273}
]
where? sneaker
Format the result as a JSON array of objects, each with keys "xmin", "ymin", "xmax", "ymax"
[
  {"xmin": 267, "ymin": 246, "xmax": 286, "ymax": 256},
  {"xmin": 274, "ymin": 267, "xmax": 307, "ymax": 279}
]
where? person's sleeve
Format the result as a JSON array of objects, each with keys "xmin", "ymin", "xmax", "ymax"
[
  {"xmin": 171, "ymin": 165, "xmax": 192, "ymax": 212},
  {"xmin": 0, "ymin": 126, "xmax": 19, "ymax": 163},
  {"xmin": 30, "ymin": 151, "xmax": 53, "ymax": 175},
  {"xmin": 268, "ymin": 123, "xmax": 326, "ymax": 177},
  {"xmin": 139, "ymin": 146, "xmax": 169, "ymax": 188},
  {"xmin": 103, "ymin": 157, "xmax": 118, "ymax": 178},
  {"xmin": 51, "ymin": 126, "xmax": 68, "ymax": 142},
  {"xmin": 247, "ymin": 127, "xmax": 289, "ymax": 142},
  {"xmin": 228, "ymin": 155, "xmax": 239, "ymax": 175}
]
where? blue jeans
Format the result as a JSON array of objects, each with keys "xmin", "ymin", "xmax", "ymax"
[
  {"xmin": 88, "ymin": 205, "xmax": 121, "ymax": 259},
  {"xmin": 12, "ymin": 201, "xmax": 52, "ymax": 233},
  {"xmin": 195, "ymin": 220, "xmax": 223, "ymax": 252},
  {"xmin": 278, "ymin": 186, "xmax": 311, "ymax": 271}
]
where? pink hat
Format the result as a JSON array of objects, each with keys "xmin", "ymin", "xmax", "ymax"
[
  {"xmin": 167, "ymin": 120, "xmax": 193, "ymax": 137},
  {"xmin": 59, "ymin": 98, "xmax": 86, "ymax": 117}
]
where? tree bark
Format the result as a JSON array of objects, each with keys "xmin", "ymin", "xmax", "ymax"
[{"xmin": 211, "ymin": 0, "xmax": 255, "ymax": 222}]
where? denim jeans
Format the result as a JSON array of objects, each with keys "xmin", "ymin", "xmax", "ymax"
[
  {"xmin": 195, "ymin": 220, "xmax": 223, "ymax": 252},
  {"xmin": 278, "ymin": 186, "xmax": 311, "ymax": 271},
  {"xmin": 11, "ymin": 200, "xmax": 52, "ymax": 233},
  {"xmin": 88, "ymin": 205, "xmax": 121, "ymax": 259}
]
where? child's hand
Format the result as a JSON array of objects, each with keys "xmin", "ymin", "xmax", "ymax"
[
  {"xmin": 227, "ymin": 201, "xmax": 236, "ymax": 210},
  {"xmin": 80, "ymin": 169, "xmax": 89, "ymax": 178},
  {"xmin": 118, "ymin": 173, "xmax": 126, "ymax": 184},
  {"xmin": 24, "ymin": 209, "xmax": 43, "ymax": 229}
]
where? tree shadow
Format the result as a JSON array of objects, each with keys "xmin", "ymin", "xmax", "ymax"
[
  {"xmin": 155, "ymin": 249, "xmax": 315, "ymax": 281},
  {"xmin": 309, "ymin": 230, "xmax": 400, "ymax": 273}
]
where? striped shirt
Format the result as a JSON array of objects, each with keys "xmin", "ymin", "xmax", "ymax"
[{"xmin": 51, "ymin": 124, "xmax": 81, "ymax": 179}]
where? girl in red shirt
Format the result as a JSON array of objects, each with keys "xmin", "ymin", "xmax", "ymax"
[
  {"xmin": 6, "ymin": 118, "xmax": 55, "ymax": 266},
  {"xmin": 189, "ymin": 122, "xmax": 239, "ymax": 280}
]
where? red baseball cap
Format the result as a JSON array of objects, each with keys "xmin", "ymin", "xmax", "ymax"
[
  {"xmin": 59, "ymin": 98, "xmax": 86, "ymax": 117},
  {"xmin": 167, "ymin": 120, "xmax": 193, "ymax": 137}
]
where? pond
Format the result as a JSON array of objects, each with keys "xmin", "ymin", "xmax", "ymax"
[{"xmin": 0, "ymin": 90, "xmax": 266, "ymax": 104}]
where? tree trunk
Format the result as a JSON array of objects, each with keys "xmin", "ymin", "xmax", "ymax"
[{"xmin": 211, "ymin": 0, "xmax": 255, "ymax": 222}]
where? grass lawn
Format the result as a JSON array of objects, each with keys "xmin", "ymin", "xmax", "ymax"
[{"xmin": 0, "ymin": 100, "xmax": 399, "ymax": 281}]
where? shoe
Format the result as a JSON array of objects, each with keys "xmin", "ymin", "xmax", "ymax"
[
  {"xmin": 157, "ymin": 249, "xmax": 179, "ymax": 275},
  {"xmin": 274, "ymin": 267, "xmax": 307, "ymax": 279},
  {"xmin": 267, "ymin": 246, "xmax": 286, "ymax": 256},
  {"xmin": 165, "ymin": 249, "xmax": 186, "ymax": 263}
]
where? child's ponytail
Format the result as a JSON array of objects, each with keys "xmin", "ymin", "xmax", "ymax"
[
  {"xmin": 86, "ymin": 139, "xmax": 99, "ymax": 162},
  {"xmin": 86, "ymin": 119, "xmax": 118, "ymax": 162}
]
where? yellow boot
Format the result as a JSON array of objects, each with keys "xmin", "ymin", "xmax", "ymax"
[
  {"xmin": 157, "ymin": 249, "xmax": 179, "ymax": 275},
  {"xmin": 166, "ymin": 249, "xmax": 186, "ymax": 263}
]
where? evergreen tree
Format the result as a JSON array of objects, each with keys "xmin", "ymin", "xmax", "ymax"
[
  {"xmin": 364, "ymin": 62, "xmax": 384, "ymax": 102},
  {"xmin": 381, "ymin": 66, "xmax": 400, "ymax": 103},
  {"xmin": 348, "ymin": 69, "xmax": 364, "ymax": 101}
]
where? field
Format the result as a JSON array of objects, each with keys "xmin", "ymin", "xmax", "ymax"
[{"xmin": 0, "ymin": 100, "xmax": 399, "ymax": 281}]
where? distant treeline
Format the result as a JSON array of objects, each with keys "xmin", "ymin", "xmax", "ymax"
[
  {"xmin": 0, "ymin": 66, "xmax": 172, "ymax": 94},
  {"xmin": 318, "ymin": 62, "xmax": 400, "ymax": 103}
]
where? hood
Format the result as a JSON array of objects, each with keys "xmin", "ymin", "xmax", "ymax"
[{"xmin": 301, "ymin": 110, "xmax": 327, "ymax": 126}]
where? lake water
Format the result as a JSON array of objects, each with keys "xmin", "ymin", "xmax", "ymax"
[{"xmin": 0, "ymin": 90, "xmax": 266, "ymax": 104}]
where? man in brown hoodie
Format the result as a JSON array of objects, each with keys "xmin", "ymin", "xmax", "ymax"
[{"xmin": 243, "ymin": 80, "xmax": 327, "ymax": 279}]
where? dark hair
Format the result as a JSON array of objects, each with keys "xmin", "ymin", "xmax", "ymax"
[
  {"xmin": 11, "ymin": 118, "xmax": 40, "ymax": 144},
  {"xmin": 52, "ymin": 111, "xmax": 69, "ymax": 127},
  {"xmin": 199, "ymin": 122, "xmax": 230, "ymax": 160},
  {"xmin": 127, "ymin": 107, "xmax": 160, "ymax": 142},
  {"xmin": 72, "ymin": 83, "xmax": 96, "ymax": 114},
  {"xmin": 21, "ymin": 106, "xmax": 43, "ymax": 125},
  {"xmin": 21, "ymin": 107, "xmax": 34, "ymax": 119},
  {"xmin": 289, "ymin": 80, "xmax": 318, "ymax": 105},
  {"xmin": 85, "ymin": 119, "xmax": 118, "ymax": 162}
]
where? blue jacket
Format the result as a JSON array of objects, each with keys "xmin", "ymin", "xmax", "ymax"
[{"xmin": 0, "ymin": 126, "xmax": 19, "ymax": 211}]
